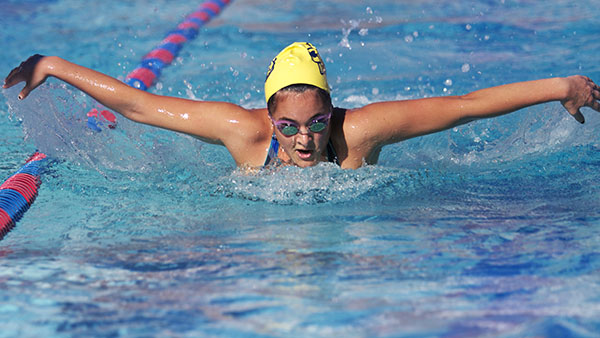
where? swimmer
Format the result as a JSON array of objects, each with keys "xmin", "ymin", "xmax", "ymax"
[{"xmin": 4, "ymin": 42, "xmax": 600, "ymax": 169}]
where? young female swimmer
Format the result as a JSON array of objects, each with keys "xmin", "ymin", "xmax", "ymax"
[{"xmin": 3, "ymin": 42, "xmax": 600, "ymax": 169}]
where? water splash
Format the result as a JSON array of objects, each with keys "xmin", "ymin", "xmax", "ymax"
[
  {"xmin": 338, "ymin": 7, "xmax": 383, "ymax": 49},
  {"xmin": 339, "ymin": 19, "xmax": 361, "ymax": 49},
  {"xmin": 3, "ymin": 84, "xmax": 204, "ymax": 176},
  {"xmin": 378, "ymin": 101, "xmax": 600, "ymax": 171},
  {"xmin": 211, "ymin": 163, "xmax": 425, "ymax": 204}
]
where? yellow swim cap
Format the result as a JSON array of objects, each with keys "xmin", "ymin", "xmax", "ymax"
[{"xmin": 265, "ymin": 42, "xmax": 329, "ymax": 103}]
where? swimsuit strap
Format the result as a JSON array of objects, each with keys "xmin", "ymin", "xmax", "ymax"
[
  {"xmin": 264, "ymin": 135, "xmax": 340, "ymax": 166},
  {"xmin": 327, "ymin": 139, "xmax": 340, "ymax": 166},
  {"xmin": 264, "ymin": 134, "xmax": 280, "ymax": 166}
]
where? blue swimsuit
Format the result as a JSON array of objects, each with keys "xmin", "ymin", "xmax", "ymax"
[{"xmin": 264, "ymin": 134, "xmax": 339, "ymax": 166}]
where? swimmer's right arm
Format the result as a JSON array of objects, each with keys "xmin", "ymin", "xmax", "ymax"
[{"xmin": 3, "ymin": 55, "xmax": 271, "ymax": 159}]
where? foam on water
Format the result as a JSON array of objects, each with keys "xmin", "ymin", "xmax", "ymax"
[{"xmin": 214, "ymin": 163, "xmax": 405, "ymax": 204}]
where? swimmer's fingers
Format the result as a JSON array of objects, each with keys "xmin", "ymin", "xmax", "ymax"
[
  {"xmin": 590, "ymin": 82, "xmax": 600, "ymax": 113},
  {"xmin": 2, "ymin": 54, "xmax": 46, "ymax": 100},
  {"xmin": 568, "ymin": 109, "xmax": 586, "ymax": 124},
  {"xmin": 577, "ymin": 79, "xmax": 600, "ymax": 123},
  {"xmin": 3, "ymin": 60, "xmax": 31, "ymax": 88},
  {"xmin": 561, "ymin": 75, "xmax": 600, "ymax": 124}
]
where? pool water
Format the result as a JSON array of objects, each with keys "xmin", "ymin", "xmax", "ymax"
[{"xmin": 2, "ymin": 0, "xmax": 600, "ymax": 336}]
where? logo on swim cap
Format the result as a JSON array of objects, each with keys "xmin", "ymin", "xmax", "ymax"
[
  {"xmin": 266, "ymin": 57, "xmax": 277, "ymax": 81},
  {"xmin": 306, "ymin": 43, "xmax": 326, "ymax": 75},
  {"xmin": 264, "ymin": 42, "xmax": 330, "ymax": 103}
]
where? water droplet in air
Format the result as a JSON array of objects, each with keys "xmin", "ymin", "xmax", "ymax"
[{"xmin": 461, "ymin": 63, "xmax": 471, "ymax": 72}]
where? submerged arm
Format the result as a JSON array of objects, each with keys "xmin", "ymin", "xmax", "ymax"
[{"xmin": 357, "ymin": 76, "xmax": 600, "ymax": 146}]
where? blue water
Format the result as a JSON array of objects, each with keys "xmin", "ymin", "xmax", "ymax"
[{"xmin": 2, "ymin": 0, "xmax": 600, "ymax": 337}]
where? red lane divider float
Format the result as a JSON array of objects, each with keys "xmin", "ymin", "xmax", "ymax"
[
  {"xmin": 87, "ymin": 0, "xmax": 233, "ymax": 132},
  {"xmin": 0, "ymin": 152, "xmax": 47, "ymax": 239}
]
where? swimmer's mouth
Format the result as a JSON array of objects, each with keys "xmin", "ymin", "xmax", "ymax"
[{"xmin": 296, "ymin": 149, "xmax": 314, "ymax": 160}]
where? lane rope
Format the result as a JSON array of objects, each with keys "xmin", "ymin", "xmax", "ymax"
[
  {"xmin": 87, "ymin": 0, "xmax": 233, "ymax": 131},
  {"xmin": 0, "ymin": 152, "xmax": 47, "ymax": 239},
  {"xmin": 2, "ymin": 0, "xmax": 233, "ymax": 240}
]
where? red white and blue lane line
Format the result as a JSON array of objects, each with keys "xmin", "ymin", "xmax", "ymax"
[
  {"xmin": 125, "ymin": 0, "xmax": 232, "ymax": 91},
  {"xmin": 0, "ymin": 152, "xmax": 47, "ymax": 239},
  {"xmin": 87, "ymin": 0, "xmax": 232, "ymax": 132}
]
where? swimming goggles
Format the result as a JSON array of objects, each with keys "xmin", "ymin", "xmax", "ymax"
[{"xmin": 271, "ymin": 112, "xmax": 332, "ymax": 136}]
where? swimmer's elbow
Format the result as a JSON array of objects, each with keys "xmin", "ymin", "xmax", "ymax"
[
  {"xmin": 124, "ymin": 108, "xmax": 147, "ymax": 124},
  {"xmin": 451, "ymin": 94, "xmax": 486, "ymax": 123},
  {"xmin": 119, "ymin": 91, "xmax": 159, "ymax": 124},
  {"xmin": 115, "ymin": 103, "xmax": 144, "ymax": 123}
]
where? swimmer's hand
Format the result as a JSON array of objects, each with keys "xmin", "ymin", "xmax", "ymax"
[
  {"xmin": 560, "ymin": 75, "xmax": 600, "ymax": 124},
  {"xmin": 3, "ymin": 54, "xmax": 47, "ymax": 100}
]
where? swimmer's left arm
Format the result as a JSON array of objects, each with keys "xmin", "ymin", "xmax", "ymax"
[{"xmin": 357, "ymin": 76, "xmax": 600, "ymax": 146}]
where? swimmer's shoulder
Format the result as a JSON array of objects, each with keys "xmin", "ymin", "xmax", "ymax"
[
  {"xmin": 331, "ymin": 105, "xmax": 372, "ymax": 141},
  {"xmin": 331, "ymin": 105, "xmax": 385, "ymax": 168},
  {"xmin": 221, "ymin": 106, "xmax": 273, "ymax": 167}
]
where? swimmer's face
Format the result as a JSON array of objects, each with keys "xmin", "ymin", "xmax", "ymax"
[{"xmin": 270, "ymin": 89, "xmax": 332, "ymax": 167}]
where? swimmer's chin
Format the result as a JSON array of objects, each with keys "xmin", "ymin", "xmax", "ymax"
[
  {"xmin": 282, "ymin": 154, "xmax": 320, "ymax": 168},
  {"xmin": 237, "ymin": 158, "xmax": 319, "ymax": 174},
  {"xmin": 293, "ymin": 160, "xmax": 319, "ymax": 168}
]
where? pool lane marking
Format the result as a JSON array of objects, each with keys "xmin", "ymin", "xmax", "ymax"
[
  {"xmin": 87, "ymin": 0, "xmax": 233, "ymax": 132},
  {"xmin": 0, "ymin": 152, "xmax": 47, "ymax": 240},
  {"xmin": 1, "ymin": 1, "xmax": 233, "ymax": 240}
]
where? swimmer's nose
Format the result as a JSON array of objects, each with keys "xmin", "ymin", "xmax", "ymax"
[
  {"xmin": 294, "ymin": 132, "xmax": 315, "ymax": 149},
  {"xmin": 296, "ymin": 130, "xmax": 313, "ymax": 143}
]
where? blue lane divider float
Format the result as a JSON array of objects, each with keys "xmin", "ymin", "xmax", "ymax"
[
  {"xmin": 0, "ymin": 152, "xmax": 47, "ymax": 239},
  {"xmin": 87, "ymin": 0, "xmax": 233, "ymax": 132}
]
